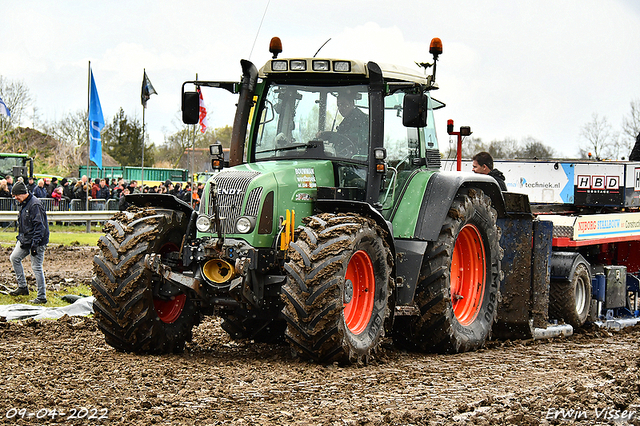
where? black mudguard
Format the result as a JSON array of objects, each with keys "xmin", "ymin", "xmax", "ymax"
[{"xmin": 414, "ymin": 171, "xmax": 506, "ymax": 242}]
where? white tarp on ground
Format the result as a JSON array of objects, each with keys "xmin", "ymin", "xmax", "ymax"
[{"xmin": 0, "ymin": 297, "xmax": 94, "ymax": 321}]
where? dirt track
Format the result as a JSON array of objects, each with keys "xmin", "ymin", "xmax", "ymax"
[{"xmin": 0, "ymin": 246, "xmax": 639, "ymax": 425}]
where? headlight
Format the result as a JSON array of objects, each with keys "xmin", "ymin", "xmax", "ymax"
[
  {"xmin": 290, "ymin": 60, "xmax": 307, "ymax": 71},
  {"xmin": 272, "ymin": 60, "xmax": 288, "ymax": 71},
  {"xmin": 333, "ymin": 61, "xmax": 351, "ymax": 72},
  {"xmin": 312, "ymin": 60, "xmax": 330, "ymax": 71},
  {"xmin": 196, "ymin": 215, "xmax": 212, "ymax": 232},
  {"xmin": 236, "ymin": 216, "xmax": 255, "ymax": 234}
]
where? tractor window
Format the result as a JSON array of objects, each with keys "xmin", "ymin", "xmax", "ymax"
[
  {"xmin": 254, "ymin": 84, "xmax": 369, "ymax": 162},
  {"xmin": 383, "ymin": 92, "xmax": 439, "ymax": 169},
  {"xmin": 0, "ymin": 156, "xmax": 25, "ymax": 178},
  {"xmin": 380, "ymin": 92, "xmax": 439, "ymax": 213}
]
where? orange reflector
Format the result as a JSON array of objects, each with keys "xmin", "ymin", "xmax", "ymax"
[{"xmin": 376, "ymin": 164, "xmax": 386, "ymax": 173}]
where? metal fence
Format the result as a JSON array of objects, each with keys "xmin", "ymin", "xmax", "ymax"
[
  {"xmin": 0, "ymin": 198, "xmax": 119, "ymax": 212},
  {"xmin": 0, "ymin": 197, "xmax": 119, "ymax": 231}
]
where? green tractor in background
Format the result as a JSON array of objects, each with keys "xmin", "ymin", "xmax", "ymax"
[
  {"xmin": 0, "ymin": 152, "xmax": 34, "ymax": 181},
  {"xmin": 92, "ymin": 37, "xmax": 505, "ymax": 364}
]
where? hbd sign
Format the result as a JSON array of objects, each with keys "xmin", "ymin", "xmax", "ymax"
[{"xmin": 577, "ymin": 175, "xmax": 620, "ymax": 191}]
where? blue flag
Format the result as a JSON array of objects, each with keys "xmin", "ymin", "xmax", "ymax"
[
  {"xmin": 89, "ymin": 69, "xmax": 104, "ymax": 169},
  {"xmin": 0, "ymin": 95, "xmax": 10, "ymax": 117}
]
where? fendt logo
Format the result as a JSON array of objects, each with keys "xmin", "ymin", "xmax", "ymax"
[{"xmin": 217, "ymin": 188, "xmax": 243, "ymax": 196}]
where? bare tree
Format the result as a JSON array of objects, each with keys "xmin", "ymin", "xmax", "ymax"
[
  {"xmin": 514, "ymin": 136, "xmax": 555, "ymax": 159},
  {"xmin": 42, "ymin": 110, "xmax": 89, "ymax": 169},
  {"xmin": 580, "ymin": 113, "xmax": 619, "ymax": 159},
  {"xmin": 442, "ymin": 135, "xmax": 555, "ymax": 160},
  {"xmin": 442, "ymin": 136, "xmax": 487, "ymax": 160},
  {"xmin": 0, "ymin": 76, "xmax": 32, "ymax": 131},
  {"xmin": 486, "ymin": 138, "xmax": 519, "ymax": 159},
  {"xmin": 622, "ymin": 99, "xmax": 640, "ymax": 155}
]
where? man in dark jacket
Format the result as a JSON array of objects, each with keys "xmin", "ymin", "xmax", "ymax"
[
  {"xmin": 62, "ymin": 178, "xmax": 74, "ymax": 201},
  {"xmin": 96, "ymin": 178, "xmax": 110, "ymax": 200},
  {"xmin": 472, "ymin": 151, "xmax": 507, "ymax": 191},
  {"xmin": 8, "ymin": 181, "xmax": 50, "ymax": 304}
]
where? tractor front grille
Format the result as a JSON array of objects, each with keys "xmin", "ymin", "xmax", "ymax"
[
  {"xmin": 209, "ymin": 170, "xmax": 261, "ymax": 234},
  {"xmin": 244, "ymin": 187, "xmax": 263, "ymax": 217}
]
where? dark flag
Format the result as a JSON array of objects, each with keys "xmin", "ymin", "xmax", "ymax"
[{"xmin": 141, "ymin": 70, "xmax": 157, "ymax": 108}]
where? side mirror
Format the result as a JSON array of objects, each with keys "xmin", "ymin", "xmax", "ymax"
[
  {"xmin": 402, "ymin": 94, "xmax": 428, "ymax": 128},
  {"xmin": 182, "ymin": 91, "xmax": 199, "ymax": 124},
  {"xmin": 210, "ymin": 143, "xmax": 225, "ymax": 171}
]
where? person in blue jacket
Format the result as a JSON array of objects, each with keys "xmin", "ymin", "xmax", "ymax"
[
  {"xmin": 8, "ymin": 181, "xmax": 50, "ymax": 304},
  {"xmin": 33, "ymin": 178, "xmax": 48, "ymax": 199}
]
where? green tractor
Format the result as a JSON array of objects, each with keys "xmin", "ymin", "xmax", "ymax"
[
  {"xmin": 0, "ymin": 152, "xmax": 34, "ymax": 180},
  {"xmin": 92, "ymin": 37, "xmax": 505, "ymax": 363}
]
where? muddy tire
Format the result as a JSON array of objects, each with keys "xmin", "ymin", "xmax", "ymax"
[
  {"xmin": 549, "ymin": 263, "xmax": 591, "ymax": 328},
  {"xmin": 396, "ymin": 187, "xmax": 501, "ymax": 353},
  {"xmin": 92, "ymin": 208, "xmax": 201, "ymax": 354},
  {"xmin": 281, "ymin": 213, "xmax": 393, "ymax": 364}
]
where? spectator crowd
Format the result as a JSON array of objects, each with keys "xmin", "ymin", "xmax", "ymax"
[{"xmin": 0, "ymin": 175, "xmax": 204, "ymax": 211}]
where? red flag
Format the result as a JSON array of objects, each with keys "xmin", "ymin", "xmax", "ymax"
[{"xmin": 198, "ymin": 87, "xmax": 208, "ymax": 133}]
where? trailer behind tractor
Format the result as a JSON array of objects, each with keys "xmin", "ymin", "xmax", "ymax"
[{"xmin": 92, "ymin": 37, "xmax": 640, "ymax": 364}]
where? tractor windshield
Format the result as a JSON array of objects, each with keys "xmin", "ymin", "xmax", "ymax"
[{"xmin": 254, "ymin": 84, "xmax": 369, "ymax": 162}]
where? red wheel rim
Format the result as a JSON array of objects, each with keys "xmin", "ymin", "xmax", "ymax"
[
  {"xmin": 343, "ymin": 250, "xmax": 375, "ymax": 334},
  {"xmin": 450, "ymin": 224, "xmax": 486, "ymax": 326},
  {"xmin": 153, "ymin": 241, "xmax": 186, "ymax": 324},
  {"xmin": 154, "ymin": 294, "xmax": 187, "ymax": 324}
]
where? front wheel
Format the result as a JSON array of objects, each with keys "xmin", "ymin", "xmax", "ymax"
[
  {"xmin": 395, "ymin": 187, "xmax": 501, "ymax": 353},
  {"xmin": 92, "ymin": 208, "xmax": 201, "ymax": 354},
  {"xmin": 281, "ymin": 213, "xmax": 393, "ymax": 364}
]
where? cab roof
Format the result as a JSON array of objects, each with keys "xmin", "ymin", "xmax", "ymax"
[{"xmin": 259, "ymin": 58, "xmax": 430, "ymax": 85}]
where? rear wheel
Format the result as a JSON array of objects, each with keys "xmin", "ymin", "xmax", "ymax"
[
  {"xmin": 92, "ymin": 208, "xmax": 201, "ymax": 354},
  {"xmin": 281, "ymin": 213, "xmax": 393, "ymax": 364},
  {"xmin": 549, "ymin": 263, "xmax": 591, "ymax": 328},
  {"xmin": 396, "ymin": 187, "xmax": 501, "ymax": 353}
]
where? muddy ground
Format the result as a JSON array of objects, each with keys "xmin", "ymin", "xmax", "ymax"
[{"xmin": 0, "ymin": 246, "xmax": 639, "ymax": 425}]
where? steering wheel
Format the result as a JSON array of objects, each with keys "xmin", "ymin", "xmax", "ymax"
[{"xmin": 318, "ymin": 131, "xmax": 358, "ymax": 157}]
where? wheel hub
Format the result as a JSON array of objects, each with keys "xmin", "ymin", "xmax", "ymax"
[
  {"xmin": 450, "ymin": 224, "xmax": 486, "ymax": 326},
  {"xmin": 344, "ymin": 279, "xmax": 354, "ymax": 304},
  {"xmin": 343, "ymin": 250, "xmax": 375, "ymax": 335}
]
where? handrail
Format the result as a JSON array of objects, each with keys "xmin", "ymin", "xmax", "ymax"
[
  {"xmin": 0, "ymin": 197, "xmax": 119, "ymax": 212},
  {"xmin": 0, "ymin": 211, "xmax": 115, "ymax": 222}
]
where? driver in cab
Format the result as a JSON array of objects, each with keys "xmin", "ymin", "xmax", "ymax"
[
  {"xmin": 336, "ymin": 90, "xmax": 368, "ymax": 147},
  {"xmin": 318, "ymin": 89, "xmax": 368, "ymax": 157}
]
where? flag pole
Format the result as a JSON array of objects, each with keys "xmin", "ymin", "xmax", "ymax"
[
  {"xmin": 141, "ymin": 68, "xmax": 146, "ymax": 188},
  {"xmin": 86, "ymin": 61, "xmax": 91, "ymax": 213}
]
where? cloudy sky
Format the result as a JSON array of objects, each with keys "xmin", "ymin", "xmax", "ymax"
[{"xmin": 2, "ymin": 0, "xmax": 639, "ymax": 158}]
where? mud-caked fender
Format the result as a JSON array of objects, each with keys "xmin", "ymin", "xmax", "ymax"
[{"xmin": 415, "ymin": 171, "xmax": 505, "ymax": 242}]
